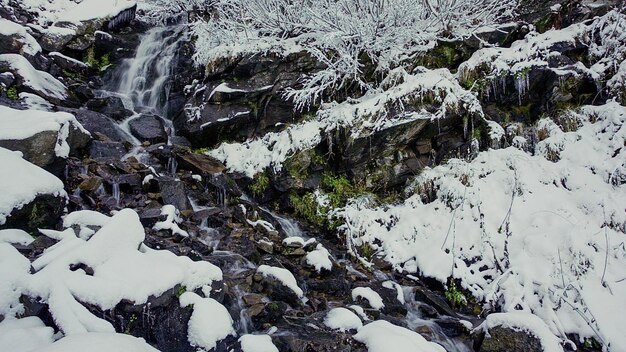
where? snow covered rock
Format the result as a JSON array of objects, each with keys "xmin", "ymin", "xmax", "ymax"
[
  {"xmin": 238, "ymin": 334, "xmax": 279, "ymax": 352},
  {"xmin": 354, "ymin": 320, "xmax": 446, "ymax": 352},
  {"xmin": 0, "ymin": 106, "xmax": 90, "ymax": 170},
  {"xmin": 0, "ymin": 19, "xmax": 41, "ymax": 56},
  {"xmin": 0, "ymin": 208, "xmax": 223, "ymax": 338},
  {"xmin": 0, "ymin": 54, "xmax": 69, "ymax": 104},
  {"xmin": 0, "ymin": 147, "xmax": 66, "ymax": 230},
  {"xmin": 474, "ymin": 312, "xmax": 563, "ymax": 352},
  {"xmin": 255, "ymin": 265, "xmax": 304, "ymax": 306},
  {"xmin": 35, "ymin": 332, "xmax": 158, "ymax": 352},
  {"xmin": 324, "ymin": 307, "xmax": 363, "ymax": 332},
  {"xmin": 179, "ymin": 291, "xmax": 236, "ymax": 351},
  {"xmin": 0, "ymin": 317, "xmax": 54, "ymax": 352}
]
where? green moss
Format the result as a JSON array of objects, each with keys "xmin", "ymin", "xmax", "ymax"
[
  {"xmin": 85, "ymin": 47, "xmax": 111, "ymax": 71},
  {"xmin": 285, "ymin": 152, "xmax": 310, "ymax": 181},
  {"xmin": 267, "ymin": 302, "xmax": 280, "ymax": 311},
  {"xmin": 6, "ymin": 86, "xmax": 18, "ymax": 100},
  {"xmin": 289, "ymin": 192, "xmax": 327, "ymax": 228},
  {"xmin": 192, "ymin": 147, "xmax": 210, "ymax": 154},
  {"xmin": 63, "ymin": 69, "xmax": 81, "ymax": 79},
  {"xmin": 249, "ymin": 172, "xmax": 270, "ymax": 197},
  {"xmin": 444, "ymin": 282, "xmax": 467, "ymax": 308},
  {"xmin": 321, "ymin": 172, "xmax": 364, "ymax": 207},
  {"xmin": 175, "ymin": 285, "xmax": 187, "ymax": 298},
  {"xmin": 310, "ymin": 149, "xmax": 326, "ymax": 166}
]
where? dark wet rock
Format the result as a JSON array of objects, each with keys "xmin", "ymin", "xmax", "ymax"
[
  {"xmin": 0, "ymin": 194, "xmax": 65, "ymax": 233},
  {"xmin": 474, "ymin": 325, "xmax": 543, "ymax": 352},
  {"xmin": 85, "ymin": 96, "xmax": 133, "ymax": 121},
  {"xmin": 128, "ymin": 113, "xmax": 167, "ymax": 144},
  {"xmin": 177, "ymin": 151, "xmax": 225, "ymax": 175},
  {"xmin": 88, "ymin": 140, "xmax": 128, "ymax": 159},
  {"xmin": 175, "ymin": 51, "xmax": 320, "ymax": 148},
  {"xmin": 49, "ymin": 52, "xmax": 89, "ymax": 75},
  {"xmin": 59, "ymin": 108, "xmax": 126, "ymax": 142},
  {"xmin": 158, "ymin": 179, "xmax": 192, "ymax": 211},
  {"xmin": 414, "ymin": 286, "xmax": 457, "ymax": 318},
  {"xmin": 107, "ymin": 286, "xmax": 195, "ymax": 352}
]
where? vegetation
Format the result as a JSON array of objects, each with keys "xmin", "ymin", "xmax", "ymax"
[
  {"xmin": 444, "ymin": 282, "xmax": 467, "ymax": 307},
  {"xmin": 249, "ymin": 172, "xmax": 270, "ymax": 197}
]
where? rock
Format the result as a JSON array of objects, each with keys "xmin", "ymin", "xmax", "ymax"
[
  {"xmin": 59, "ymin": 108, "xmax": 126, "ymax": 142},
  {"xmin": 253, "ymin": 272, "xmax": 302, "ymax": 307},
  {"xmin": 0, "ymin": 107, "xmax": 90, "ymax": 173},
  {"xmin": 38, "ymin": 27, "xmax": 76, "ymax": 52},
  {"xmin": 175, "ymin": 51, "xmax": 320, "ymax": 148},
  {"xmin": 1, "ymin": 194, "xmax": 65, "ymax": 233},
  {"xmin": 0, "ymin": 53, "xmax": 72, "ymax": 106},
  {"xmin": 177, "ymin": 152, "xmax": 225, "ymax": 175},
  {"xmin": 88, "ymin": 140, "xmax": 128, "ymax": 159},
  {"xmin": 474, "ymin": 326, "xmax": 543, "ymax": 352},
  {"xmin": 0, "ymin": 19, "xmax": 41, "ymax": 56},
  {"xmin": 85, "ymin": 96, "xmax": 133, "ymax": 121},
  {"xmin": 414, "ymin": 286, "xmax": 457, "ymax": 317},
  {"xmin": 0, "ymin": 72, "xmax": 15, "ymax": 87},
  {"xmin": 128, "ymin": 113, "xmax": 168, "ymax": 144},
  {"xmin": 158, "ymin": 179, "xmax": 192, "ymax": 211},
  {"xmin": 49, "ymin": 52, "xmax": 89, "ymax": 75},
  {"xmin": 78, "ymin": 176, "xmax": 103, "ymax": 191}
]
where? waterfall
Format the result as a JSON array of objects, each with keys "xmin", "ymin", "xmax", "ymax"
[{"xmin": 116, "ymin": 26, "xmax": 188, "ymax": 117}]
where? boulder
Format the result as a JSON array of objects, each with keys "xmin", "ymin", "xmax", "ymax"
[
  {"xmin": 0, "ymin": 53, "xmax": 72, "ymax": 105},
  {"xmin": 475, "ymin": 326, "xmax": 543, "ymax": 352},
  {"xmin": 128, "ymin": 113, "xmax": 168, "ymax": 144},
  {"xmin": 0, "ymin": 106, "xmax": 90, "ymax": 172},
  {"xmin": 88, "ymin": 140, "xmax": 128, "ymax": 159},
  {"xmin": 38, "ymin": 26, "xmax": 76, "ymax": 52},
  {"xmin": 158, "ymin": 179, "xmax": 192, "ymax": 211},
  {"xmin": 59, "ymin": 108, "xmax": 126, "ymax": 142},
  {"xmin": 0, "ymin": 19, "xmax": 41, "ymax": 56},
  {"xmin": 0, "ymin": 147, "xmax": 66, "ymax": 232},
  {"xmin": 85, "ymin": 96, "xmax": 133, "ymax": 121}
]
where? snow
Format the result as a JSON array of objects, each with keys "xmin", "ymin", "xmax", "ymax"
[
  {"xmin": 283, "ymin": 236, "xmax": 316, "ymax": 247},
  {"xmin": 257, "ymin": 265, "xmax": 304, "ymax": 298},
  {"xmin": 179, "ymin": 292, "xmax": 235, "ymax": 351},
  {"xmin": 354, "ymin": 320, "xmax": 446, "ymax": 352},
  {"xmin": 476, "ymin": 312, "xmax": 563, "ymax": 352},
  {"xmin": 0, "ymin": 148, "xmax": 66, "ymax": 225},
  {"xmin": 153, "ymin": 204, "xmax": 189, "ymax": 237},
  {"xmin": 57, "ymin": 0, "xmax": 137, "ymax": 23},
  {"xmin": 0, "ymin": 317, "xmax": 54, "ymax": 352},
  {"xmin": 340, "ymin": 102, "xmax": 626, "ymax": 349},
  {"xmin": 0, "ymin": 105, "xmax": 88, "ymax": 158},
  {"xmin": 210, "ymin": 120, "xmax": 323, "ymax": 177},
  {"xmin": 238, "ymin": 334, "xmax": 279, "ymax": 352},
  {"xmin": 305, "ymin": 244, "xmax": 332, "ymax": 272},
  {"xmin": 351, "ymin": 287, "xmax": 384, "ymax": 310},
  {"xmin": 0, "ymin": 19, "xmax": 41, "ymax": 56},
  {"xmin": 0, "ymin": 54, "xmax": 67, "ymax": 100},
  {"xmin": 324, "ymin": 307, "xmax": 363, "ymax": 332},
  {"xmin": 0, "ymin": 229, "xmax": 34, "ymax": 246},
  {"xmin": 35, "ymin": 332, "xmax": 158, "ymax": 352},
  {"xmin": 0, "ymin": 208, "xmax": 223, "ymax": 335},
  {"xmin": 63, "ymin": 210, "xmax": 111, "ymax": 240},
  {"xmin": 18, "ymin": 92, "xmax": 53, "ymax": 111}
]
